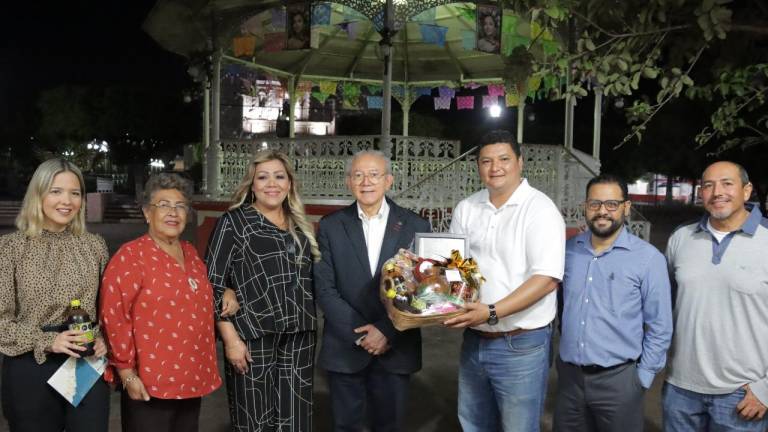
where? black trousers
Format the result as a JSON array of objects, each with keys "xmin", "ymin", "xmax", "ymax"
[
  {"xmin": 121, "ymin": 391, "xmax": 201, "ymax": 432},
  {"xmin": 1, "ymin": 352, "xmax": 110, "ymax": 432},
  {"xmin": 326, "ymin": 359, "xmax": 411, "ymax": 432}
]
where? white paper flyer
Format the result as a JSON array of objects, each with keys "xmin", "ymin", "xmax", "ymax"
[{"xmin": 47, "ymin": 356, "xmax": 107, "ymax": 407}]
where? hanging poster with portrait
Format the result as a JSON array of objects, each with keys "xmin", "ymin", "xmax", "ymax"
[
  {"xmin": 476, "ymin": 4, "xmax": 501, "ymax": 54},
  {"xmin": 285, "ymin": 3, "xmax": 312, "ymax": 50}
]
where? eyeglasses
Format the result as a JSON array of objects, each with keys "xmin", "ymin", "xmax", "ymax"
[
  {"xmin": 349, "ymin": 171, "xmax": 388, "ymax": 185},
  {"xmin": 585, "ymin": 199, "xmax": 626, "ymax": 211},
  {"xmin": 150, "ymin": 202, "xmax": 190, "ymax": 214}
]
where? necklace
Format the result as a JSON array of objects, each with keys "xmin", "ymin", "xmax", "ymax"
[{"xmin": 253, "ymin": 204, "xmax": 288, "ymax": 230}]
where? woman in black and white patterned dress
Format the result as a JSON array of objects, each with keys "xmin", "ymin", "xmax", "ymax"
[{"xmin": 206, "ymin": 150, "xmax": 320, "ymax": 432}]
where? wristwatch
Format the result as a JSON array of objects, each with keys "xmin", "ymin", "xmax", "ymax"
[{"xmin": 487, "ymin": 304, "xmax": 499, "ymax": 325}]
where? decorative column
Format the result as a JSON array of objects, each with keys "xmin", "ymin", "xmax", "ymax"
[
  {"xmin": 564, "ymin": 94, "xmax": 575, "ymax": 150},
  {"xmin": 288, "ymin": 76, "xmax": 296, "ymax": 138},
  {"xmin": 380, "ymin": 0, "xmax": 394, "ymax": 157},
  {"xmin": 206, "ymin": 50, "xmax": 223, "ymax": 198},
  {"xmin": 592, "ymin": 86, "xmax": 603, "ymax": 159},
  {"xmin": 517, "ymin": 100, "xmax": 525, "ymax": 144},
  {"xmin": 201, "ymin": 83, "xmax": 211, "ymax": 193},
  {"xmin": 564, "ymin": 16, "xmax": 576, "ymax": 151},
  {"xmin": 402, "ymin": 88, "xmax": 410, "ymax": 136}
]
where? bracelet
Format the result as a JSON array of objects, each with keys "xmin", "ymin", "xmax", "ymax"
[{"xmin": 122, "ymin": 375, "xmax": 140, "ymax": 389}]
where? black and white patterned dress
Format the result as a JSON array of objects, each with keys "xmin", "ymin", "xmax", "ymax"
[{"xmin": 206, "ymin": 205, "xmax": 316, "ymax": 432}]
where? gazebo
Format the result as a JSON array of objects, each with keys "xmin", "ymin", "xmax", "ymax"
[{"xmin": 143, "ymin": 0, "xmax": 650, "ymax": 242}]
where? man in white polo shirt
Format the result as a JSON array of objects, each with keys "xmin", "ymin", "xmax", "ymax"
[{"xmin": 446, "ymin": 129, "xmax": 566, "ymax": 432}]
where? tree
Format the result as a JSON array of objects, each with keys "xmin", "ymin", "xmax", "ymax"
[
  {"xmin": 36, "ymin": 86, "xmax": 97, "ymax": 168},
  {"xmin": 498, "ymin": 0, "xmax": 767, "ymax": 154},
  {"xmin": 35, "ymin": 84, "xmax": 198, "ymax": 172}
]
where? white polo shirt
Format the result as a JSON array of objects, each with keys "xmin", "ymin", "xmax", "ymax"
[
  {"xmin": 450, "ymin": 179, "xmax": 565, "ymax": 331},
  {"xmin": 358, "ymin": 199, "xmax": 390, "ymax": 275}
]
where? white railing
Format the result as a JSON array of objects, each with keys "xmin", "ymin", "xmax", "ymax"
[{"xmin": 216, "ymin": 135, "xmax": 652, "ymax": 240}]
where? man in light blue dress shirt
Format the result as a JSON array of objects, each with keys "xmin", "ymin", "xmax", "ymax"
[{"xmin": 554, "ymin": 174, "xmax": 673, "ymax": 432}]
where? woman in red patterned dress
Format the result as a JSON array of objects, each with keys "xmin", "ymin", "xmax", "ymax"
[{"xmin": 100, "ymin": 173, "xmax": 222, "ymax": 432}]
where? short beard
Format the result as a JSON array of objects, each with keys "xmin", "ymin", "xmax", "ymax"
[
  {"xmin": 588, "ymin": 216, "xmax": 625, "ymax": 238},
  {"xmin": 707, "ymin": 207, "xmax": 734, "ymax": 221}
]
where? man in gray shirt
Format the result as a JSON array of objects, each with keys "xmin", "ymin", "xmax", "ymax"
[{"xmin": 664, "ymin": 161, "xmax": 768, "ymax": 431}]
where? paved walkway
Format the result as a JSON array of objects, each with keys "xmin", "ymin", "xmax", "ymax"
[{"xmin": 0, "ymin": 219, "xmax": 680, "ymax": 431}]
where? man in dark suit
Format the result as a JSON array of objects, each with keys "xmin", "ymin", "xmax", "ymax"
[{"xmin": 314, "ymin": 150, "xmax": 431, "ymax": 432}]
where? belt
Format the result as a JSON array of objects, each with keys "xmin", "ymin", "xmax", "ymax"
[
  {"xmin": 41, "ymin": 324, "xmax": 69, "ymax": 333},
  {"xmin": 471, "ymin": 325, "xmax": 548, "ymax": 339},
  {"xmin": 569, "ymin": 359, "xmax": 635, "ymax": 374}
]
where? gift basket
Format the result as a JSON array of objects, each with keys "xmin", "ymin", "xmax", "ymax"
[{"xmin": 379, "ymin": 249, "xmax": 485, "ymax": 330}]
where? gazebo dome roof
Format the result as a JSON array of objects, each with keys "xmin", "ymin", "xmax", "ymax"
[{"xmin": 143, "ymin": 1, "xmax": 558, "ymax": 85}]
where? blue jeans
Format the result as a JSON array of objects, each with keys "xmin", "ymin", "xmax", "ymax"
[
  {"xmin": 663, "ymin": 382, "xmax": 768, "ymax": 431},
  {"xmin": 458, "ymin": 325, "xmax": 552, "ymax": 432}
]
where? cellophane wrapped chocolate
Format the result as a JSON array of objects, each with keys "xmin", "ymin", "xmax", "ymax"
[{"xmin": 380, "ymin": 249, "xmax": 485, "ymax": 329}]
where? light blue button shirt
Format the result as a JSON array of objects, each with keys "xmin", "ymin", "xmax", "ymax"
[{"xmin": 559, "ymin": 228, "xmax": 673, "ymax": 388}]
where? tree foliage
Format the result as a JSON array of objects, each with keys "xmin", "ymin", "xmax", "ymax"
[
  {"xmin": 690, "ymin": 63, "xmax": 768, "ymax": 153},
  {"xmin": 499, "ymin": 0, "xmax": 767, "ymax": 153}
]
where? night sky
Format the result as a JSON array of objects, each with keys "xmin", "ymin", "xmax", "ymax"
[
  {"xmin": 0, "ymin": 1, "xmax": 190, "ymax": 136},
  {"xmin": 0, "ymin": 2, "xmax": 604, "ymax": 155},
  {"xmin": 0, "ymin": 1, "xmax": 582, "ymax": 151}
]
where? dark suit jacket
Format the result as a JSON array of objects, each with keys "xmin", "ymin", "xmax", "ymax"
[{"xmin": 314, "ymin": 198, "xmax": 431, "ymax": 375}]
